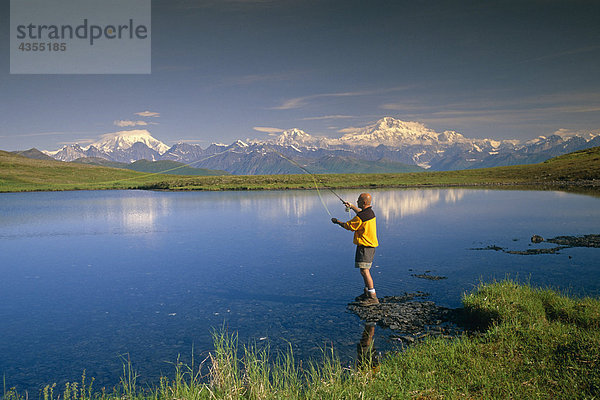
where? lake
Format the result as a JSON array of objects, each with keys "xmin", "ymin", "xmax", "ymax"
[{"xmin": 1, "ymin": 188, "xmax": 599, "ymax": 392}]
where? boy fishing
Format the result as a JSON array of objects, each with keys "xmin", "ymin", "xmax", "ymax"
[{"xmin": 331, "ymin": 192, "xmax": 379, "ymax": 306}]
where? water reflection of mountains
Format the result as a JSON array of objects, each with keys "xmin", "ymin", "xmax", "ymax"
[
  {"xmin": 3, "ymin": 189, "xmax": 467, "ymax": 235},
  {"xmin": 255, "ymin": 189, "xmax": 467, "ymax": 222}
]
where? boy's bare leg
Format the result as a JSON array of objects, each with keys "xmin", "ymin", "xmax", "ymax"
[{"xmin": 360, "ymin": 268, "xmax": 375, "ymax": 293}]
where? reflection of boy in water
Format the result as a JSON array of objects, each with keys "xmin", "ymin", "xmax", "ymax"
[
  {"xmin": 357, "ymin": 322, "xmax": 378, "ymax": 369},
  {"xmin": 331, "ymin": 193, "xmax": 379, "ymax": 306}
]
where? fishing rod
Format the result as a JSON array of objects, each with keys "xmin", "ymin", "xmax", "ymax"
[{"xmin": 268, "ymin": 147, "xmax": 351, "ymax": 216}]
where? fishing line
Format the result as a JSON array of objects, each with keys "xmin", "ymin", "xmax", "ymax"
[
  {"xmin": 91, "ymin": 147, "xmax": 237, "ymax": 186},
  {"xmin": 55, "ymin": 144, "xmax": 351, "ymax": 218},
  {"xmin": 268, "ymin": 147, "xmax": 349, "ymax": 217}
]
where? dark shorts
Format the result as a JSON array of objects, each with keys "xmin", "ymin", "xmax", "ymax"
[{"xmin": 355, "ymin": 245, "xmax": 376, "ymax": 269}]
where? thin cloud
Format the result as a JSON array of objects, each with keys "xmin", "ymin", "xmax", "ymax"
[
  {"xmin": 135, "ymin": 111, "xmax": 160, "ymax": 117},
  {"xmin": 253, "ymin": 126, "xmax": 285, "ymax": 134},
  {"xmin": 379, "ymin": 90, "xmax": 600, "ymax": 127},
  {"xmin": 114, "ymin": 120, "xmax": 149, "ymax": 127},
  {"xmin": 272, "ymin": 86, "xmax": 411, "ymax": 110},
  {"xmin": 515, "ymin": 45, "xmax": 600, "ymax": 65}
]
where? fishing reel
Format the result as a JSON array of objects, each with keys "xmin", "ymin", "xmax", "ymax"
[{"xmin": 342, "ymin": 200, "xmax": 350, "ymax": 213}]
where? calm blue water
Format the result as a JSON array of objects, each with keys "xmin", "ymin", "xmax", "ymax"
[{"xmin": 1, "ymin": 189, "xmax": 599, "ymax": 392}]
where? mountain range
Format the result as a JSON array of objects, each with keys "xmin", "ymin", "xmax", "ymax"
[{"xmin": 40, "ymin": 117, "xmax": 600, "ymax": 175}]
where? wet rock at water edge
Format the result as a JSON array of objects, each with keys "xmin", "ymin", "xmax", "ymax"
[
  {"xmin": 347, "ymin": 293, "xmax": 463, "ymax": 343},
  {"xmin": 472, "ymin": 233, "xmax": 600, "ymax": 256},
  {"xmin": 531, "ymin": 235, "xmax": 544, "ymax": 243},
  {"xmin": 411, "ymin": 272, "xmax": 448, "ymax": 280},
  {"xmin": 547, "ymin": 234, "xmax": 600, "ymax": 248},
  {"xmin": 470, "ymin": 245, "xmax": 504, "ymax": 251},
  {"xmin": 505, "ymin": 247, "xmax": 562, "ymax": 255}
]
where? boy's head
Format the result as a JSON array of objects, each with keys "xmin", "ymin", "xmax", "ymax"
[{"xmin": 357, "ymin": 193, "xmax": 372, "ymax": 209}]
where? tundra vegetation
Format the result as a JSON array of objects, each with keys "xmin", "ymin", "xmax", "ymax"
[{"xmin": 1, "ymin": 147, "xmax": 599, "ymax": 193}]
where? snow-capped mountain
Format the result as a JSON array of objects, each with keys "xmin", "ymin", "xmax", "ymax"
[
  {"xmin": 91, "ymin": 130, "xmax": 170, "ymax": 155},
  {"xmin": 45, "ymin": 130, "xmax": 169, "ymax": 163},
  {"xmin": 269, "ymin": 128, "xmax": 318, "ymax": 147},
  {"xmin": 42, "ymin": 118, "xmax": 600, "ymax": 174},
  {"xmin": 332, "ymin": 117, "xmax": 469, "ymax": 147}
]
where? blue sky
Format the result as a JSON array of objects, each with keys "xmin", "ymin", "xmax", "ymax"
[{"xmin": 1, "ymin": 0, "xmax": 599, "ymax": 151}]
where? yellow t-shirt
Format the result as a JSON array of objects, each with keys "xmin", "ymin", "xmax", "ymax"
[{"xmin": 342, "ymin": 207, "xmax": 378, "ymax": 247}]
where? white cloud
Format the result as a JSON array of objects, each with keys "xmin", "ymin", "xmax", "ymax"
[
  {"xmin": 253, "ymin": 126, "xmax": 285, "ymax": 134},
  {"xmin": 135, "ymin": 111, "xmax": 160, "ymax": 117},
  {"xmin": 114, "ymin": 120, "xmax": 149, "ymax": 127},
  {"xmin": 272, "ymin": 97, "xmax": 309, "ymax": 110}
]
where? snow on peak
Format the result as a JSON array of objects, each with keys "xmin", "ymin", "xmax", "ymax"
[
  {"xmin": 272, "ymin": 128, "xmax": 315, "ymax": 146},
  {"xmin": 335, "ymin": 117, "xmax": 467, "ymax": 147},
  {"xmin": 552, "ymin": 128, "xmax": 600, "ymax": 141},
  {"xmin": 88, "ymin": 129, "xmax": 170, "ymax": 154},
  {"xmin": 231, "ymin": 139, "xmax": 249, "ymax": 148}
]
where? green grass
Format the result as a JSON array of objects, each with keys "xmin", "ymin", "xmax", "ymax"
[
  {"xmin": 3, "ymin": 280, "xmax": 599, "ymax": 399},
  {"xmin": 1, "ymin": 147, "xmax": 599, "ymax": 193}
]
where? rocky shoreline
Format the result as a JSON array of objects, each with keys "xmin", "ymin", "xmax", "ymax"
[
  {"xmin": 473, "ymin": 233, "xmax": 600, "ymax": 255},
  {"xmin": 347, "ymin": 293, "xmax": 465, "ymax": 346}
]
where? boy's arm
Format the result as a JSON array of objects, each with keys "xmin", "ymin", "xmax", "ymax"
[
  {"xmin": 331, "ymin": 216, "xmax": 361, "ymax": 231},
  {"xmin": 331, "ymin": 218, "xmax": 343, "ymax": 226}
]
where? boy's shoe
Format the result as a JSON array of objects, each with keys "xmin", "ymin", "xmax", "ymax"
[
  {"xmin": 359, "ymin": 296, "xmax": 379, "ymax": 306},
  {"xmin": 354, "ymin": 289, "xmax": 369, "ymax": 302}
]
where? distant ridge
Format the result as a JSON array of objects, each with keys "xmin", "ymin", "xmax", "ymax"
[
  {"xmin": 12, "ymin": 148, "xmax": 55, "ymax": 160},
  {"xmin": 1, "ymin": 146, "xmax": 599, "ymax": 192},
  {"xmin": 39, "ymin": 117, "xmax": 600, "ymax": 174}
]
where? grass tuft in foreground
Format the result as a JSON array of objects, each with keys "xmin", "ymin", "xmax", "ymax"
[{"xmin": 3, "ymin": 280, "xmax": 599, "ymax": 399}]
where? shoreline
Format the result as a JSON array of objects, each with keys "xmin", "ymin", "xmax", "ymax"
[
  {"xmin": 2, "ymin": 179, "xmax": 599, "ymax": 195},
  {"xmin": 4, "ymin": 280, "xmax": 599, "ymax": 399}
]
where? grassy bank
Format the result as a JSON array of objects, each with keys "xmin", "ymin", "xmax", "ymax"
[
  {"xmin": 1, "ymin": 147, "xmax": 599, "ymax": 193},
  {"xmin": 3, "ymin": 280, "xmax": 599, "ymax": 399}
]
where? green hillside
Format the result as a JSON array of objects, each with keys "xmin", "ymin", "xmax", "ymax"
[
  {"xmin": 73, "ymin": 157, "xmax": 229, "ymax": 176},
  {"xmin": 307, "ymin": 156, "xmax": 425, "ymax": 174},
  {"xmin": 11, "ymin": 148, "xmax": 55, "ymax": 160},
  {"xmin": 1, "ymin": 147, "xmax": 599, "ymax": 193},
  {"xmin": 0, "ymin": 150, "xmax": 171, "ymax": 192}
]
